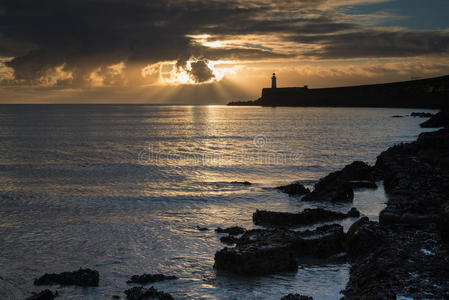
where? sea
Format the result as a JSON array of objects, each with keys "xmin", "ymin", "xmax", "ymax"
[{"xmin": 0, "ymin": 105, "xmax": 437, "ymax": 299}]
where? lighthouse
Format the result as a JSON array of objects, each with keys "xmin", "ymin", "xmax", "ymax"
[{"xmin": 271, "ymin": 73, "xmax": 277, "ymax": 89}]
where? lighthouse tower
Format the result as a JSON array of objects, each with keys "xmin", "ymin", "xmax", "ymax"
[{"xmin": 271, "ymin": 73, "xmax": 277, "ymax": 89}]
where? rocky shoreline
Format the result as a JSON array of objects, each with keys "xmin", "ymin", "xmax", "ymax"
[
  {"xmin": 342, "ymin": 109, "xmax": 449, "ymax": 299},
  {"xmin": 213, "ymin": 109, "xmax": 449, "ymax": 299}
]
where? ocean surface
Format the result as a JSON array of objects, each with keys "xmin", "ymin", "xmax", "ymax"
[{"xmin": 0, "ymin": 105, "xmax": 436, "ymax": 300}]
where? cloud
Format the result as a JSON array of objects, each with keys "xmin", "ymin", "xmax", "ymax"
[
  {"xmin": 187, "ymin": 60, "xmax": 215, "ymax": 83},
  {"xmin": 291, "ymin": 28, "xmax": 449, "ymax": 59},
  {"xmin": 0, "ymin": 0, "xmax": 448, "ymax": 90}
]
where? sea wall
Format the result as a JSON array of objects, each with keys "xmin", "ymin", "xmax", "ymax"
[{"xmin": 229, "ymin": 75, "xmax": 449, "ymax": 108}]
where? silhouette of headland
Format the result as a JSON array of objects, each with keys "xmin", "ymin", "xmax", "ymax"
[{"xmin": 228, "ymin": 75, "xmax": 449, "ymax": 108}]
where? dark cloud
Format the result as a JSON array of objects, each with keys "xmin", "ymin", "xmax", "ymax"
[
  {"xmin": 0, "ymin": 0, "xmax": 448, "ymax": 87},
  {"xmin": 187, "ymin": 60, "xmax": 215, "ymax": 83},
  {"xmin": 291, "ymin": 29, "xmax": 449, "ymax": 58}
]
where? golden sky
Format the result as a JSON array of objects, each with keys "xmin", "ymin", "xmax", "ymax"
[{"xmin": 1, "ymin": 0, "xmax": 449, "ymax": 103}]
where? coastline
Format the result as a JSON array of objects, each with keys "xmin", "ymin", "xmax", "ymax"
[{"xmin": 213, "ymin": 109, "xmax": 449, "ymax": 299}]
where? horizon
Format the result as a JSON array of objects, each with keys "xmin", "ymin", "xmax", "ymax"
[{"xmin": 1, "ymin": 0, "xmax": 449, "ymax": 104}]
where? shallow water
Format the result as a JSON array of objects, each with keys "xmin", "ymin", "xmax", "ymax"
[{"xmin": 0, "ymin": 105, "xmax": 436, "ymax": 299}]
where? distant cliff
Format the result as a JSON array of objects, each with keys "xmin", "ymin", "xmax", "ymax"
[{"xmin": 228, "ymin": 75, "xmax": 449, "ymax": 108}]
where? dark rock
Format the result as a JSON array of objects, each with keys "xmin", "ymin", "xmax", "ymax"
[
  {"xmin": 196, "ymin": 226, "xmax": 208, "ymax": 231},
  {"xmin": 276, "ymin": 182, "xmax": 310, "ymax": 195},
  {"xmin": 215, "ymin": 226, "xmax": 245, "ymax": 235},
  {"xmin": 347, "ymin": 221, "xmax": 384, "ymax": 257},
  {"xmin": 346, "ymin": 216, "xmax": 369, "ymax": 236},
  {"xmin": 127, "ymin": 274, "xmax": 178, "ymax": 284},
  {"xmin": 302, "ymin": 181, "xmax": 353, "ymax": 203},
  {"xmin": 296, "ymin": 161, "xmax": 375, "ymax": 202},
  {"xmin": 253, "ymin": 207, "xmax": 360, "ymax": 228},
  {"xmin": 280, "ymin": 294, "xmax": 313, "ymax": 300},
  {"xmin": 34, "ymin": 268, "xmax": 99, "ymax": 287},
  {"xmin": 112, "ymin": 296, "xmax": 120, "ymax": 299},
  {"xmin": 420, "ymin": 109, "xmax": 449, "ymax": 128},
  {"xmin": 411, "ymin": 112, "xmax": 434, "ymax": 118},
  {"xmin": 349, "ymin": 180, "xmax": 378, "ymax": 189},
  {"xmin": 25, "ymin": 290, "xmax": 58, "ymax": 300},
  {"xmin": 343, "ymin": 127, "xmax": 449, "ymax": 298},
  {"xmin": 214, "ymin": 224, "xmax": 345, "ymax": 275},
  {"xmin": 380, "ymin": 207, "xmax": 439, "ymax": 227},
  {"xmin": 391, "ymin": 115, "xmax": 404, "ymax": 118},
  {"xmin": 220, "ymin": 235, "xmax": 238, "ymax": 245},
  {"xmin": 439, "ymin": 203, "xmax": 449, "ymax": 243},
  {"xmin": 124, "ymin": 286, "xmax": 174, "ymax": 300},
  {"xmin": 231, "ymin": 181, "xmax": 251, "ymax": 185},
  {"xmin": 347, "ymin": 207, "xmax": 361, "ymax": 218}
]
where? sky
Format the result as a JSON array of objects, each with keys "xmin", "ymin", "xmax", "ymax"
[{"xmin": 0, "ymin": 0, "xmax": 449, "ymax": 104}]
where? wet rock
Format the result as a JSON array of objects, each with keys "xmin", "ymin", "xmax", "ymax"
[
  {"xmin": 231, "ymin": 181, "xmax": 251, "ymax": 185},
  {"xmin": 215, "ymin": 226, "xmax": 245, "ymax": 235},
  {"xmin": 25, "ymin": 290, "xmax": 58, "ymax": 300},
  {"xmin": 220, "ymin": 235, "xmax": 238, "ymax": 245},
  {"xmin": 214, "ymin": 224, "xmax": 345, "ymax": 275},
  {"xmin": 124, "ymin": 286, "xmax": 174, "ymax": 300},
  {"xmin": 346, "ymin": 216, "xmax": 369, "ymax": 236},
  {"xmin": 296, "ymin": 161, "xmax": 375, "ymax": 202},
  {"xmin": 280, "ymin": 294, "xmax": 313, "ymax": 300},
  {"xmin": 127, "ymin": 274, "xmax": 178, "ymax": 284},
  {"xmin": 391, "ymin": 115, "xmax": 404, "ymax": 118},
  {"xmin": 420, "ymin": 109, "xmax": 449, "ymax": 128},
  {"xmin": 380, "ymin": 207, "xmax": 439, "ymax": 227},
  {"xmin": 302, "ymin": 181, "xmax": 353, "ymax": 203},
  {"xmin": 439, "ymin": 203, "xmax": 449, "ymax": 243},
  {"xmin": 196, "ymin": 226, "xmax": 208, "ymax": 231},
  {"xmin": 349, "ymin": 180, "xmax": 377, "ymax": 189},
  {"xmin": 34, "ymin": 268, "xmax": 99, "ymax": 287},
  {"xmin": 411, "ymin": 112, "xmax": 434, "ymax": 118},
  {"xmin": 347, "ymin": 221, "xmax": 384, "ymax": 257},
  {"xmin": 276, "ymin": 182, "xmax": 310, "ymax": 195},
  {"xmin": 253, "ymin": 207, "xmax": 360, "ymax": 228},
  {"xmin": 347, "ymin": 207, "xmax": 361, "ymax": 218}
]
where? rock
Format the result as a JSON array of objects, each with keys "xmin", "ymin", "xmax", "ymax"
[
  {"xmin": 411, "ymin": 112, "xmax": 434, "ymax": 118},
  {"xmin": 253, "ymin": 207, "xmax": 360, "ymax": 228},
  {"xmin": 196, "ymin": 226, "xmax": 208, "ymax": 231},
  {"xmin": 420, "ymin": 109, "xmax": 449, "ymax": 128},
  {"xmin": 112, "ymin": 296, "xmax": 120, "ymax": 299},
  {"xmin": 349, "ymin": 180, "xmax": 378, "ymax": 189},
  {"xmin": 380, "ymin": 207, "xmax": 439, "ymax": 227},
  {"xmin": 124, "ymin": 286, "xmax": 174, "ymax": 300},
  {"xmin": 215, "ymin": 226, "xmax": 245, "ymax": 235},
  {"xmin": 231, "ymin": 181, "xmax": 251, "ymax": 185},
  {"xmin": 292, "ymin": 161, "xmax": 375, "ymax": 202},
  {"xmin": 280, "ymin": 294, "xmax": 313, "ymax": 300},
  {"xmin": 347, "ymin": 207, "xmax": 361, "ymax": 218},
  {"xmin": 346, "ymin": 216, "xmax": 369, "ymax": 236},
  {"xmin": 439, "ymin": 203, "xmax": 449, "ymax": 243},
  {"xmin": 214, "ymin": 239, "xmax": 298, "ymax": 275},
  {"xmin": 34, "ymin": 268, "xmax": 99, "ymax": 287},
  {"xmin": 347, "ymin": 221, "xmax": 384, "ymax": 257},
  {"xmin": 214, "ymin": 224, "xmax": 345, "ymax": 275},
  {"xmin": 302, "ymin": 181, "xmax": 354, "ymax": 203},
  {"xmin": 220, "ymin": 235, "xmax": 238, "ymax": 245},
  {"xmin": 391, "ymin": 115, "xmax": 404, "ymax": 118},
  {"xmin": 25, "ymin": 290, "xmax": 58, "ymax": 300},
  {"xmin": 276, "ymin": 182, "xmax": 310, "ymax": 195},
  {"xmin": 126, "ymin": 274, "xmax": 178, "ymax": 284}
]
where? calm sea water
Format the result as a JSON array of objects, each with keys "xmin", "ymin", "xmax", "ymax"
[{"xmin": 0, "ymin": 105, "xmax": 436, "ymax": 300}]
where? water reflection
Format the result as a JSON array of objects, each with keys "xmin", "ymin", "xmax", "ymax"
[{"xmin": 0, "ymin": 105, "xmax": 435, "ymax": 299}]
